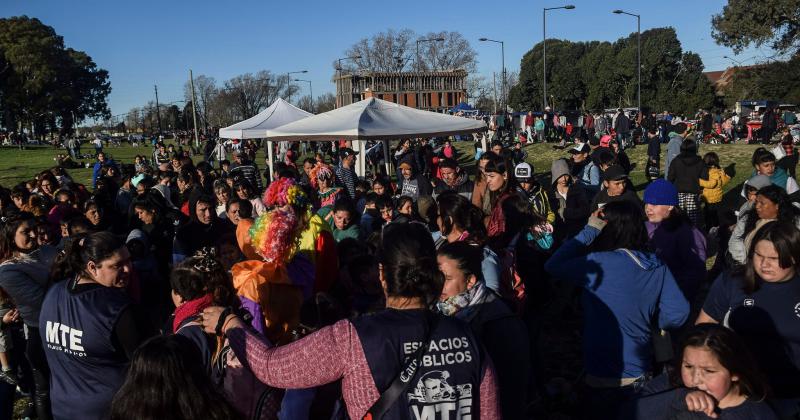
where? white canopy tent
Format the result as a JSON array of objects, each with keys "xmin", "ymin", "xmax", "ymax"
[
  {"xmin": 218, "ymin": 98, "xmax": 313, "ymax": 139},
  {"xmin": 218, "ymin": 98, "xmax": 313, "ymax": 180},
  {"xmin": 265, "ymin": 97, "xmax": 487, "ymax": 175}
]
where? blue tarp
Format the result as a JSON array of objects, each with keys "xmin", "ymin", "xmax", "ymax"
[{"xmin": 450, "ymin": 102, "xmax": 475, "ymax": 112}]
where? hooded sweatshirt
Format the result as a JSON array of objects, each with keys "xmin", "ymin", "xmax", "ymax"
[
  {"xmin": 549, "ymin": 160, "xmax": 590, "ymax": 241},
  {"xmin": 664, "ymin": 132, "xmax": 683, "ymax": 178},
  {"xmin": 433, "ymin": 172, "xmax": 474, "ymax": 200},
  {"xmin": 667, "ymin": 152, "xmax": 708, "ymax": 194},
  {"xmin": 544, "ymin": 224, "xmax": 689, "ymax": 378}
]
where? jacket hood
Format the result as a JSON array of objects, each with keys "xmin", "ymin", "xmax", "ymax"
[
  {"xmin": 551, "ymin": 159, "xmax": 571, "ymax": 186},
  {"xmin": 126, "ymin": 229, "xmax": 149, "ymax": 249},
  {"xmin": 617, "ymin": 248, "xmax": 664, "ymax": 271}
]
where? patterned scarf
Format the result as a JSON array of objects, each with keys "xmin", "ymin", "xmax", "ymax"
[
  {"xmin": 172, "ymin": 293, "xmax": 214, "ymax": 333},
  {"xmin": 435, "ymin": 281, "xmax": 488, "ymax": 318}
]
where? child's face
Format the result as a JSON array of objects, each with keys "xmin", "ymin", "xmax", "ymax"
[
  {"xmin": 398, "ymin": 201, "xmax": 413, "ymax": 215},
  {"xmin": 681, "ymin": 346, "xmax": 739, "ymax": 404},
  {"xmin": 380, "ymin": 206, "xmax": 393, "ymax": 223},
  {"xmin": 756, "ymin": 161, "xmax": 775, "ymax": 176}
]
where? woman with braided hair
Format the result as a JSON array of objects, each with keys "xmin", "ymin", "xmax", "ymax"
[{"xmin": 170, "ymin": 248, "xmax": 241, "ymax": 375}]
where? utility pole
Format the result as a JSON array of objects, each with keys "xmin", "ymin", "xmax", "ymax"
[
  {"xmin": 492, "ymin": 72, "xmax": 498, "ymax": 114},
  {"xmin": 189, "ymin": 70, "xmax": 200, "ymax": 148},
  {"xmin": 154, "ymin": 85, "xmax": 163, "ymax": 140}
]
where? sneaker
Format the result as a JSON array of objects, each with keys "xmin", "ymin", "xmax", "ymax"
[{"xmin": 0, "ymin": 370, "xmax": 17, "ymax": 386}]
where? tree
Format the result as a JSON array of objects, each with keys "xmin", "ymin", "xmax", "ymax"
[
  {"xmin": 508, "ymin": 27, "xmax": 714, "ymax": 115},
  {"xmin": 722, "ymin": 55, "xmax": 800, "ymax": 107},
  {"xmin": 711, "ymin": 0, "xmax": 800, "ymax": 56},
  {"xmin": 183, "ymin": 75, "xmax": 217, "ymax": 133},
  {"xmin": 220, "ymin": 70, "xmax": 298, "ymax": 122},
  {"xmin": 314, "ymin": 93, "xmax": 336, "ymax": 113},
  {"xmin": 340, "ymin": 29, "xmax": 477, "ymax": 73},
  {"xmin": 466, "ymin": 75, "xmax": 495, "ymax": 111},
  {"xmin": 0, "ymin": 16, "xmax": 110, "ymax": 136}
]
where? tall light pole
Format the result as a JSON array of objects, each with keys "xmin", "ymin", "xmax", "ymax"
[
  {"xmin": 613, "ymin": 9, "xmax": 641, "ymax": 114},
  {"xmin": 479, "ymin": 38, "xmax": 506, "ymax": 113},
  {"xmin": 543, "ymin": 5, "xmax": 575, "ymax": 110},
  {"xmin": 294, "ymin": 79, "xmax": 313, "ymax": 113},
  {"xmin": 286, "ymin": 70, "xmax": 307, "ymax": 101},
  {"xmin": 336, "ymin": 56, "xmax": 361, "ymax": 108},
  {"xmin": 416, "ymin": 37, "xmax": 445, "ymax": 110}
]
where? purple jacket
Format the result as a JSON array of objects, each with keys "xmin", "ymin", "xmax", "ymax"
[{"xmin": 646, "ymin": 221, "xmax": 707, "ymax": 302}]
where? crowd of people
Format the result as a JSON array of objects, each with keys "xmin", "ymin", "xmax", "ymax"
[{"xmin": 0, "ymin": 120, "xmax": 797, "ymax": 420}]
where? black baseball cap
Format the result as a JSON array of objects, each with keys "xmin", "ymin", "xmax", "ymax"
[
  {"xmin": 602, "ymin": 165, "xmax": 628, "ymax": 181},
  {"xmin": 339, "ymin": 148, "xmax": 359, "ymax": 158}
]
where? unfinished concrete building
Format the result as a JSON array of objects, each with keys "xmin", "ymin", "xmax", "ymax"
[{"xmin": 334, "ymin": 69, "xmax": 468, "ymax": 112}]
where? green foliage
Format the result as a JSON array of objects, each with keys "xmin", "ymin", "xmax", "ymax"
[
  {"xmin": 723, "ymin": 55, "xmax": 800, "ymax": 106},
  {"xmin": 711, "ymin": 0, "xmax": 800, "ymax": 56},
  {"xmin": 0, "ymin": 16, "xmax": 110, "ymax": 135},
  {"xmin": 509, "ymin": 28, "xmax": 715, "ymax": 114}
]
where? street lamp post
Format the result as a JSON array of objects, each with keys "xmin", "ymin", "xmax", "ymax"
[
  {"xmin": 286, "ymin": 70, "xmax": 308, "ymax": 101},
  {"xmin": 336, "ymin": 56, "xmax": 361, "ymax": 108},
  {"xmin": 613, "ymin": 9, "xmax": 641, "ymax": 114},
  {"xmin": 294, "ymin": 79, "xmax": 313, "ymax": 113},
  {"xmin": 416, "ymin": 37, "xmax": 445, "ymax": 110},
  {"xmin": 723, "ymin": 55, "xmax": 743, "ymax": 67},
  {"xmin": 543, "ymin": 5, "xmax": 575, "ymax": 110},
  {"xmin": 479, "ymin": 38, "xmax": 505, "ymax": 113}
]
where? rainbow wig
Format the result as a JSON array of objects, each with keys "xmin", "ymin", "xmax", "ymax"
[
  {"xmin": 262, "ymin": 177, "xmax": 310, "ymax": 211},
  {"xmin": 249, "ymin": 207, "xmax": 300, "ymax": 263},
  {"xmin": 308, "ymin": 163, "xmax": 333, "ymax": 190}
]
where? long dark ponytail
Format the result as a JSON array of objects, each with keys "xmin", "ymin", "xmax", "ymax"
[{"xmin": 50, "ymin": 231, "xmax": 124, "ymax": 284}]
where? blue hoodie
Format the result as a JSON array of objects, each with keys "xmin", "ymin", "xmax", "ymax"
[{"xmin": 544, "ymin": 225, "xmax": 689, "ymax": 378}]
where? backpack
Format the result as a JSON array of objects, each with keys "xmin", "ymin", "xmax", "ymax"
[
  {"xmin": 216, "ymin": 341, "xmax": 283, "ymax": 420},
  {"xmin": 496, "ymin": 234, "xmax": 527, "ymax": 313},
  {"xmin": 176, "ymin": 321, "xmax": 282, "ymax": 420}
]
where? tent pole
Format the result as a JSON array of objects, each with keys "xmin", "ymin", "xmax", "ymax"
[
  {"xmin": 383, "ymin": 139, "xmax": 391, "ymax": 177},
  {"xmin": 267, "ymin": 140, "xmax": 275, "ymax": 183}
]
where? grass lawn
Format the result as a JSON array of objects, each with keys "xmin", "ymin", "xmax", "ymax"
[{"xmin": 0, "ymin": 140, "xmax": 771, "ymax": 211}]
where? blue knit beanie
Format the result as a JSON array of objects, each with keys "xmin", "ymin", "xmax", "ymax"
[{"xmin": 643, "ymin": 179, "xmax": 679, "ymax": 206}]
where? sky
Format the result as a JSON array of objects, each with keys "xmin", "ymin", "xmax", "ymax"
[{"xmin": 1, "ymin": 0, "xmax": 772, "ymax": 120}]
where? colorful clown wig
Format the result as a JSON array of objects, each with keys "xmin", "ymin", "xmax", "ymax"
[
  {"xmin": 308, "ymin": 163, "xmax": 333, "ymax": 190},
  {"xmin": 262, "ymin": 177, "xmax": 310, "ymax": 211},
  {"xmin": 249, "ymin": 207, "xmax": 301, "ymax": 263}
]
